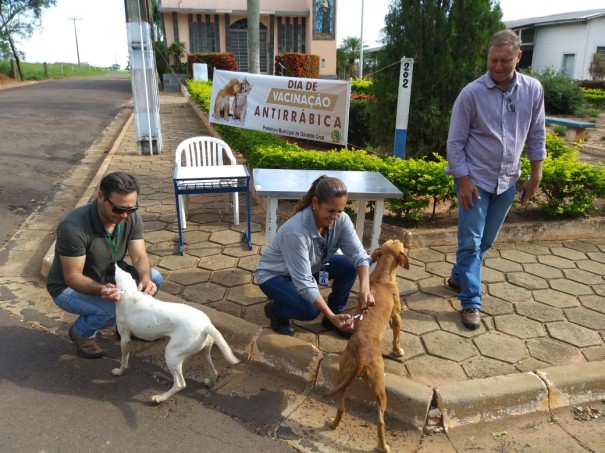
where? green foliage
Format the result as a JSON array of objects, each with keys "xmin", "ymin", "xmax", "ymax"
[
  {"xmin": 186, "ymin": 82, "xmax": 605, "ymax": 221},
  {"xmin": 524, "ymin": 68, "xmax": 585, "ymax": 115},
  {"xmin": 553, "ymin": 125, "xmax": 566, "ymax": 137},
  {"xmin": 588, "ymin": 52, "xmax": 605, "ymax": 81},
  {"xmin": 338, "ymin": 36, "xmax": 362, "ymax": 79},
  {"xmin": 583, "ymin": 88, "xmax": 605, "ymax": 110},
  {"xmin": 348, "ymin": 98, "xmax": 373, "ymax": 148},
  {"xmin": 370, "ymin": 0, "xmax": 503, "ymax": 158},
  {"xmin": 539, "ymin": 153, "xmax": 605, "ymax": 217},
  {"xmin": 0, "ymin": 60, "xmax": 117, "ymax": 80},
  {"xmin": 274, "ymin": 53, "xmax": 319, "ymax": 78},
  {"xmin": 351, "ymin": 78, "xmax": 372, "ymax": 95}
]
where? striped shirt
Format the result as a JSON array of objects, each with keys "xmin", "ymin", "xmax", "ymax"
[{"xmin": 446, "ymin": 71, "xmax": 546, "ymax": 194}]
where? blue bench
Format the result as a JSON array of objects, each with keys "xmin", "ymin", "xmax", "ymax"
[{"xmin": 544, "ymin": 116, "xmax": 596, "ymax": 142}]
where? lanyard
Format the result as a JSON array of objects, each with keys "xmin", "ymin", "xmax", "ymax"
[
  {"xmin": 105, "ymin": 223, "xmax": 121, "ymax": 259},
  {"xmin": 320, "ymin": 228, "xmax": 329, "ymax": 268}
]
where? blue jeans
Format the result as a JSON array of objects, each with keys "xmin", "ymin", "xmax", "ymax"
[
  {"xmin": 451, "ymin": 183, "xmax": 516, "ymax": 310},
  {"xmin": 259, "ymin": 254, "xmax": 357, "ymax": 321},
  {"xmin": 52, "ymin": 268, "xmax": 164, "ymax": 338}
]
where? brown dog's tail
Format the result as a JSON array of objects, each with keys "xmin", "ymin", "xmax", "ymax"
[
  {"xmin": 207, "ymin": 324, "xmax": 240, "ymax": 365},
  {"xmin": 322, "ymin": 361, "xmax": 364, "ymax": 398}
]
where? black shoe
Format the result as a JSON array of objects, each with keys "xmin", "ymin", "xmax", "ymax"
[
  {"xmin": 447, "ymin": 277, "xmax": 462, "ymax": 293},
  {"xmin": 264, "ymin": 302, "xmax": 294, "ymax": 336},
  {"xmin": 321, "ymin": 316, "xmax": 352, "ymax": 340},
  {"xmin": 461, "ymin": 309, "xmax": 481, "ymax": 330}
]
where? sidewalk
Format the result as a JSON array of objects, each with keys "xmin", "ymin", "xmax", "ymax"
[{"xmin": 3, "ymin": 90, "xmax": 605, "ymax": 432}]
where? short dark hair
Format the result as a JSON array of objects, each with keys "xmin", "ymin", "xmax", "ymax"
[{"xmin": 99, "ymin": 172, "xmax": 139, "ymax": 197}]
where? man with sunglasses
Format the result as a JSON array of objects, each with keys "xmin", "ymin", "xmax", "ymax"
[
  {"xmin": 47, "ymin": 171, "xmax": 163, "ymax": 358},
  {"xmin": 445, "ymin": 30, "xmax": 546, "ymax": 330}
]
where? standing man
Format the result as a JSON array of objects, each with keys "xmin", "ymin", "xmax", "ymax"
[
  {"xmin": 47, "ymin": 172, "xmax": 163, "ymax": 358},
  {"xmin": 446, "ymin": 30, "xmax": 546, "ymax": 330}
]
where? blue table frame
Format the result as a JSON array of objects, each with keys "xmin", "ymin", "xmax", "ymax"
[{"xmin": 173, "ymin": 164, "xmax": 252, "ymax": 255}]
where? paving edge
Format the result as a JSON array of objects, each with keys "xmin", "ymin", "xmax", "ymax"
[{"xmin": 37, "ymin": 90, "xmax": 605, "ymax": 432}]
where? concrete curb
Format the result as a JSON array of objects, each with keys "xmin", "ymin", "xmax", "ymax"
[{"xmin": 39, "ymin": 90, "xmax": 605, "ymax": 433}]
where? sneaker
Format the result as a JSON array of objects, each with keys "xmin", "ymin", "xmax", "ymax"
[
  {"xmin": 69, "ymin": 325, "xmax": 104, "ymax": 359},
  {"xmin": 321, "ymin": 316, "xmax": 352, "ymax": 340},
  {"xmin": 460, "ymin": 309, "xmax": 481, "ymax": 330},
  {"xmin": 447, "ymin": 277, "xmax": 462, "ymax": 293},
  {"xmin": 264, "ymin": 301, "xmax": 294, "ymax": 336}
]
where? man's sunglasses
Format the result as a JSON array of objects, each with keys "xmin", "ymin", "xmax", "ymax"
[{"xmin": 104, "ymin": 194, "xmax": 139, "ymax": 214}]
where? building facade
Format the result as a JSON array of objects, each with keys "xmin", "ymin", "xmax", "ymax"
[
  {"xmin": 507, "ymin": 8, "xmax": 605, "ymax": 80},
  {"xmin": 158, "ymin": 0, "xmax": 338, "ymax": 78}
]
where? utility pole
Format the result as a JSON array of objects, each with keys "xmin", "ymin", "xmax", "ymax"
[{"xmin": 67, "ymin": 17, "xmax": 82, "ymax": 66}]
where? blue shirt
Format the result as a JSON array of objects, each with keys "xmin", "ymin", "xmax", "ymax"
[
  {"xmin": 446, "ymin": 71, "xmax": 546, "ymax": 194},
  {"xmin": 256, "ymin": 205, "xmax": 372, "ymax": 304}
]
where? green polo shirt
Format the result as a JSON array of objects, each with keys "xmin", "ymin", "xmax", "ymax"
[{"xmin": 46, "ymin": 199, "xmax": 144, "ymax": 297}]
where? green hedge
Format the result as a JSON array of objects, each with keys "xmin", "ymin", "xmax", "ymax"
[{"xmin": 186, "ymin": 80, "xmax": 605, "ymax": 220}]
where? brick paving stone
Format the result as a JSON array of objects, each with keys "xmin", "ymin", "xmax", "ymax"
[
  {"xmin": 506, "ymin": 272, "xmax": 549, "ymax": 290},
  {"xmin": 546, "ymin": 322, "xmax": 602, "ymax": 347},
  {"xmin": 223, "ymin": 244, "xmax": 259, "ymax": 257},
  {"xmin": 211, "ymin": 268, "xmax": 252, "ymax": 287},
  {"xmin": 526, "ymin": 338, "xmax": 584, "ymax": 365},
  {"xmin": 593, "ymin": 285, "xmax": 605, "ymax": 297},
  {"xmin": 397, "ymin": 277, "xmax": 420, "ymax": 296},
  {"xmin": 405, "ymin": 355, "xmax": 467, "ymax": 388},
  {"xmin": 186, "ymin": 242, "xmax": 223, "ymax": 257},
  {"xmin": 147, "ymin": 241, "xmax": 179, "ymax": 257},
  {"xmin": 499, "ymin": 249, "xmax": 537, "ymax": 264},
  {"xmin": 523, "ymin": 262, "xmax": 564, "ymax": 280},
  {"xmin": 481, "ymin": 267, "xmax": 506, "ymax": 284},
  {"xmin": 565, "ymin": 307, "xmax": 605, "ymax": 330},
  {"xmin": 537, "ymin": 255, "xmax": 576, "ymax": 269},
  {"xmin": 515, "ymin": 301, "xmax": 565, "ymax": 323},
  {"xmin": 514, "ymin": 242, "xmax": 551, "ymax": 255},
  {"xmin": 147, "ymin": 191, "xmax": 174, "ymax": 200},
  {"xmin": 408, "ymin": 247, "xmax": 446, "ymax": 263},
  {"xmin": 579, "ymin": 294, "xmax": 605, "ymax": 314},
  {"xmin": 401, "ymin": 311, "xmax": 440, "ymax": 335},
  {"xmin": 515, "ymin": 357, "xmax": 550, "ymax": 372},
  {"xmin": 563, "ymin": 268, "xmax": 605, "ymax": 285},
  {"xmin": 237, "ymin": 254, "xmax": 260, "ymax": 272},
  {"xmin": 209, "ymin": 229, "xmax": 247, "ymax": 245},
  {"xmin": 586, "ymin": 251, "xmax": 605, "ymax": 264},
  {"xmin": 462, "ymin": 356, "xmax": 517, "ymax": 379},
  {"xmin": 533, "ymin": 289, "xmax": 579, "ymax": 308},
  {"xmin": 481, "ymin": 295, "xmax": 515, "ymax": 316},
  {"xmin": 158, "ymin": 254, "xmax": 199, "ymax": 271},
  {"xmin": 425, "ymin": 261, "xmax": 453, "ymax": 278},
  {"xmin": 145, "ymin": 229, "xmax": 177, "ymax": 246},
  {"xmin": 419, "ymin": 276, "xmax": 460, "ymax": 297},
  {"xmin": 182, "ymin": 230, "xmax": 211, "ymax": 244},
  {"xmin": 397, "ymin": 332, "xmax": 425, "ymax": 360},
  {"xmin": 436, "ymin": 311, "xmax": 486, "ymax": 338},
  {"xmin": 169, "ymin": 269, "xmax": 211, "ymax": 285},
  {"xmin": 182, "ymin": 281, "xmax": 226, "ymax": 304},
  {"xmin": 494, "ymin": 314, "xmax": 546, "ymax": 338},
  {"xmin": 143, "ymin": 220, "xmax": 170, "ymax": 232},
  {"xmin": 473, "ymin": 333, "xmax": 527, "ymax": 363},
  {"xmin": 564, "ymin": 240, "xmax": 600, "ymax": 253},
  {"xmin": 197, "ymin": 253, "xmax": 238, "ymax": 270},
  {"xmin": 405, "ymin": 291, "xmax": 454, "ymax": 314},
  {"xmin": 576, "ymin": 259, "xmax": 605, "ymax": 275},
  {"xmin": 550, "ymin": 247, "xmax": 588, "ymax": 261},
  {"xmin": 226, "ymin": 284, "xmax": 266, "ymax": 306},
  {"xmin": 422, "ymin": 331, "xmax": 478, "ymax": 362},
  {"xmin": 583, "ymin": 346, "xmax": 605, "ymax": 361},
  {"xmin": 483, "ymin": 257, "xmax": 522, "ymax": 273},
  {"xmin": 487, "ymin": 281, "xmax": 531, "ymax": 303},
  {"xmin": 549, "ymin": 278, "xmax": 593, "ymax": 296},
  {"xmin": 401, "ymin": 263, "xmax": 432, "ymax": 281},
  {"xmin": 188, "ymin": 212, "xmax": 222, "ymax": 225}
]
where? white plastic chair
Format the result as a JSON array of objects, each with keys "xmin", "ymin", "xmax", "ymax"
[{"xmin": 175, "ymin": 136, "xmax": 240, "ymax": 229}]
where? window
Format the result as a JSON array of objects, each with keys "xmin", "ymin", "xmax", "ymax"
[
  {"xmin": 561, "ymin": 53, "xmax": 575, "ymax": 77},
  {"xmin": 190, "ymin": 15, "xmax": 217, "ymax": 53},
  {"xmin": 228, "ymin": 19, "xmax": 268, "ymax": 73}
]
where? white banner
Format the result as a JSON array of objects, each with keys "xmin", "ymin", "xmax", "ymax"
[{"xmin": 209, "ymin": 70, "xmax": 350, "ymax": 146}]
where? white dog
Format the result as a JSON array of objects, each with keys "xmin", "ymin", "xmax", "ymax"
[{"xmin": 111, "ymin": 265, "xmax": 240, "ymax": 403}]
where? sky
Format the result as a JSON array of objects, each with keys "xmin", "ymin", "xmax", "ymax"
[{"xmin": 16, "ymin": 0, "xmax": 605, "ymax": 68}]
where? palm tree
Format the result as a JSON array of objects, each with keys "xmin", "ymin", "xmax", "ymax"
[{"xmin": 339, "ymin": 36, "xmax": 362, "ymax": 79}]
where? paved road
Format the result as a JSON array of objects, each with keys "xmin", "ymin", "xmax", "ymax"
[{"xmin": 0, "ymin": 74, "xmax": 132, "ymax": 249}]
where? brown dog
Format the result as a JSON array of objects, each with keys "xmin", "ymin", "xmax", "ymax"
[
  {"xmin": 213, "ymin": 78, "xmax": 241, "ymax": 119},
  {"xmin": 323, "ymin": 239, "xmax": 409, "ymax": 453}
]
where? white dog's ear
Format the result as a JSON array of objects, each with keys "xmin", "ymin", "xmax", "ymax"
[{"xmin": 114, "ymin": 265, "xmax": 138, "ymax": 293}]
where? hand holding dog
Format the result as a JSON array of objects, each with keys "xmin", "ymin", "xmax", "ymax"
[
  {"xmin": 101, "ymin": 283, "xmax": 121, "ymax": 302},
  {"xmin": 137, "ymin": 278, "xmax": 157, "ymax": 295}
]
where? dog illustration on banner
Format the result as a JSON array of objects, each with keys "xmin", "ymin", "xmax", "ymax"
[{"xmin": 213, "ymin": 76, "xmax": 253, "ymax": 123}]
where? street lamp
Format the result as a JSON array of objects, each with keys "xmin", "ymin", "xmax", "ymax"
[
  {"xmin": 360, "ymin": 0, "xmax": 364, "ymax": 79},
  {"xmin": 67, "ymin": 17, "xmax": 82, "ymax": 66}
]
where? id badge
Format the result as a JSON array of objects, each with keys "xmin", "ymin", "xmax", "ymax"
[{"xmin": 319, "ymin": 270, "xmax": 329, "ymax": 287}]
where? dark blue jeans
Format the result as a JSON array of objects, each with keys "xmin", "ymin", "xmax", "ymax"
[{"xmin": 259, "ymin": 254, "xmax": 357, "ymax": 321}]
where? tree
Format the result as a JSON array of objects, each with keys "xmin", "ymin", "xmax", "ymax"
[
  {"xmin": 339, "ymin": 36, "xmax": 362, "ymax": 79},
  {"xmin": 0, "ymin": 0, "xmax": 56, "ymax": 80},
  {"xmin": 589, "ymin": 52, "xmax": 605, "ymax": 81},
  {"xmin": 247, "ymin": 0, "xmax": 260, "ymax": 73},
  {"xmin": 369, "ymin": 0, "xmax": 503, "ymax": 159}
]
